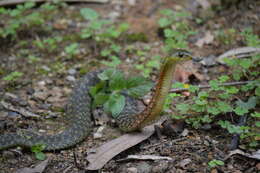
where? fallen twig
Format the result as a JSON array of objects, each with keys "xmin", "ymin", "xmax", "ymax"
[
  {"xmin": 116, "ymin": 154, "xmax": 173, "ymax": 162},
  {"xmin": 170, "ymin": 81, "xmax": 252, "ymax": 93},
  {"xmin": 0, "ymin": 0, "xmax": 109, "ymax": 7},
  {"xmin": 1, "ymin": 101, "xmax": 40, "ymax": 118}
]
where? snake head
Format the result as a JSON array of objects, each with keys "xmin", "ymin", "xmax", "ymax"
[{"xmin": 169, "ymin": 49, "xmax": 201, "ymax": 63}]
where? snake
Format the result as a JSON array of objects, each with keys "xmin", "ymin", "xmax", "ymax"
[{"xmin": 0, "ymin": 50, "xmax": 194, "ymax": 151}]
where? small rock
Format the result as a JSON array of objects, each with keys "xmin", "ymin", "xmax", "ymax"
[
  {"xmin": 41, "ymin": 65, "xmax": 51, "ymax": 72},
  {"xmin": 93, "ymin": 132, "xmax": 102, "ymax": 139},
  {"xmin": 128, "ymin": 0, "xmax": 136, "ymax": 6},
  {"xmin": 33, "ymin": 91, "xmax": 49, "ymax": 100},
  {"xmin": 66, "ymin": 75, "xmax": 76, "ymax": 82},
  {"xmin": 181, "ymin": 129, "xmax": 189, "ymax": 137},
  {"xmin": 37, "ymin": 81, "xmax": 46, "ymax": 86},
  {"xmin": 126, "ymin": 167, "xmax": 138, "ymax": 173},
  {"xmin": 178, "ymin": 158, "xmax": 191, "ymax": 168},
  {"xmin": 39, "ymin": 129, "xmax": 46, "ymax": 133},
  {"xmin": 7, "ymin": 111, "xmax": 20, "ymax": 118},
  {"xmin": 68, "ymin": 68, "xmax": 77, "ymax": 75},
  {"xmin": 26, "ymin": 88, "xmax": 35, "ymax": 95},
  {"xmin": 108, "ymin": 11, "xmax": 120, "ymax": 20},
  {"xmin": 256, "ymin": 162, "xmax": 260, "ymax": 170},
  {"xmin": 0, "ymin": 120, "xmax": 6, "ymax": 130}
]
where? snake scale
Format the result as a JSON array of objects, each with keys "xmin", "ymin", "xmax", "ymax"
[{"xmin": 0, "ymin": 50, "xmax": 193, "ymax": 151}]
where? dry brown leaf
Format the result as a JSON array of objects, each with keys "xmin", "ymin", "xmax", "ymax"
[{"xmin": 86, "ymin": 118, "xmax": 166, "ymax": 170}]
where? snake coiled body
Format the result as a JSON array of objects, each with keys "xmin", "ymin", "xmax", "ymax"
[{"xmin": 0, "ymin": 51, "xmax": 193, "ymax": 151}]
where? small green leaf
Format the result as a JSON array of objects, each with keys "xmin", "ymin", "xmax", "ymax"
[
  {"xmin": 216, "ymin": 101, "xmax": 232, "ymax": 113},
  {"xmin": 3, "ymin": 71, "xmax": 23, "ymax": 81},
  {"xmin": 209, "ymin": 80, "xmax": 219, "ymax": 90},
  {"xmin": 255, "ymin": 121, "xmax": 260, "ymax": 127},
  {"xmin": 176, "ymin": 103, "xmax": 189, "ymax": 114},
  {"xmin": 158, "ymin": 18, "xmax": 171, "ymax": 28},
  {"xmin": 198, "ymin": 91, "xmax": 208, "ymax": 99},
  {"xmin": 80, "ymin": 8, "xmax": 99, "ymax": 21},
  {"xmin": 219, "ymin": 75, "xmax": 230, "ymax": 83},
  {"xmin": 236, "ymin": 96, "xmax": 257, "ymax": 110},
  {"xmin": 35, "ymin": 152, "xmax": 46, "ymax": 160},
  {"xmin": 208, "ymin": 159, "xmax": 224, "ymax": 168},
  {"xmin": 251, "ymin": 112, "xmax": 260, "ymax": 118},
  {"xmin": 195, "ymin": 99, "xmax": 207, "ymax": 105},
  {"xmin": 234, "ymin": 106, "xmax": 248, "ymax": 116},
  {"xmin": 207, "ymin": 106, "xmax": 220, "ymax": 115},
  {"xmin": 240, "ymin": 59, "xmax": 252, "ymax": 69},
  {"xmin": 98, "ymin": 68, "xmax": 118, "ymax": 81}
]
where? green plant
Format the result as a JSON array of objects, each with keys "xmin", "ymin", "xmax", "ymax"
[
  {"xmin": 65, "ymin": 43, "xmax": 79, "ymax": 58},
  {"xmin": 90, "ymin": 69, "xmax": 153, "ymax": 117},
  {"xmin": 3, "ymin": 71, "xmax": 23, "ymax": 81},
  {"xmin": 158, "ymin": 9, "xmax": 196, "ymax": 52},
  {"xmin": 208, "ymin": 159, "xmax": 224, "ymax": 168},
  {"xmin": 167, "ymin": 28, "xmax": 260, "ymax": 147},
  {"xmin": 0, "ymin": 2, "xmax": 55, "ymax": 40},
  {"xmin": 216, "ymin": 28, "xmax": 236, "ymax": 45},
  {"xmin": 135, "ymin": 55, "xmax": 161, "ymax": 77},
  {"xmin": 31, "ymin": 144, "xmax": 46, "ymax": 160}
]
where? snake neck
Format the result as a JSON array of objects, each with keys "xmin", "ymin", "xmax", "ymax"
[
  {"xmin": 140, "ymin": 59, "xmax": 178, "ymax": 125},
  {"xmin": 121, "ymin": 58, "xmax": 179, "ymax": 131}
]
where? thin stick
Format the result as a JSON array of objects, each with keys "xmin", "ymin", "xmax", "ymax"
[
  {"xmin": 0, "ymin": 0, "xmax": 108, "ymax": 7},
  {"xmin": 170, "ymin": 81, "xmax": 252, "ymax": 93}
]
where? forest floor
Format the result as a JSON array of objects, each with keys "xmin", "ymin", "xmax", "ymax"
[{"xmin": 0, "ymin": 0, "xmax": 259, "ymax": 172}]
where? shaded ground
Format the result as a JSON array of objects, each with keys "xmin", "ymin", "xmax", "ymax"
[{"xmin": 0, "ymin": 0, "xmax": 259, "ymax": 172}]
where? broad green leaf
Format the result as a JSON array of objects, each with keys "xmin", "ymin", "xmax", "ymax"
[
  {"xmin": 89, "ymin": 81, "xmax": 106, "ymax": 97},
  {"xmin": 109, "ymin": 71, "xmax": 126, "ymax": 90},
  {"xmin": 104, "ymin": 94, "xmax": 125, "ymax": 117},
  {"xmin": 126, "ymin": 76, "xmax": 153, "ymax": 98},
  {"xmin": 255, "ymin": 121, "xmax": 260, "ymax": 128},
  {"xmin": 93, "ymin": 92, "xmax": 109, "ymax": 106},
  {"xmin": 80, "ymin": 8, "xmax": 99, "ymax": 21}
]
